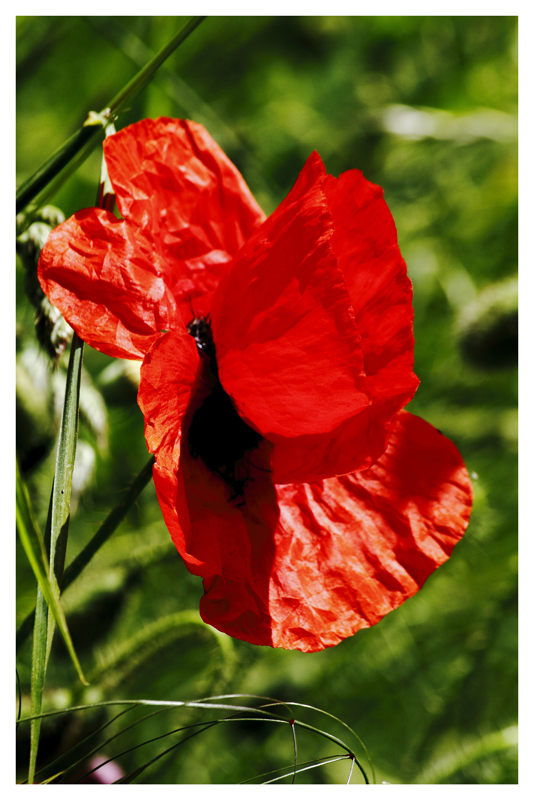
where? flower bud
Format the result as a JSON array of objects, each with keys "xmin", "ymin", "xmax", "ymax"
[{"xmin": 16, "ymin": 206, "xmax": 73, "ymax": 361}]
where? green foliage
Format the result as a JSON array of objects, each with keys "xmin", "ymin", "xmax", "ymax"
[{"xmin": 16, "ymin": 16, "xmax": 517, "ymax": 784}]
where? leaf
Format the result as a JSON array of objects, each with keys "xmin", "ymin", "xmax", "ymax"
[
  {"xmin": 16, "ymin": 459, "xmax": 87, "ymax": 685},
  {"xmin": 16, "ymin": 459, "xmax": 88, "ymax": 784}
]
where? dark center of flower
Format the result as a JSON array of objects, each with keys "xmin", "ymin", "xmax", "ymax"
[{"xmin": 187, "ymin": 317, "xmax": 263, "ymax": 502}]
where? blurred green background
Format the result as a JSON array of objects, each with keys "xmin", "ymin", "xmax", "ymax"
[{"xmin": 16, "ymin": 16, "xmax": 518, "ymax": 784}]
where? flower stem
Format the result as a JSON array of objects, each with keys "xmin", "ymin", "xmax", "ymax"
[
  {"xmin": 105, "ymin": 16, "xmax": 206, "ymax": 118},
  {"xmin": 15, "ymin": 15, "xmax": 206, "ymax": 213}
]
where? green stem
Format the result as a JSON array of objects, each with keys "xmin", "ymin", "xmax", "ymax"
[
  {"xmin": 15, "ymin": 15, "xmax": 206, "ymax": 213},
  {"xmin": 105, "ymin": 16, "xmax": 206, "ymax": 118},
  {"xmin": 16, "ymin": 123, "xmax": 107, "ymax": 215},
  {"xmin": 16, "ymin": 457, "xmax": 155, "ymax": 653},
  {"xmin": 64, "ymin": 456, "xmax": 155, "ymax": 588}
]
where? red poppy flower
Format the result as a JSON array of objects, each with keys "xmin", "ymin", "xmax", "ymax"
[{"xmin": 38, "ymin": 118, "xmax": 473, "ymax": 652}]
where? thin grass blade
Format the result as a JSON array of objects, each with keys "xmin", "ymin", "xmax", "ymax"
[
  {"xmin": 16, "ymin": 460, "xmax": 87, "ymax": 684},
  {"xmin": 111, "ymin": 722, "xmax": 219, "ymax": 784},
  {"xmin": 16, "ymin": 16, "xmax": 206, "ymax": 213},
  {"xmin": 290, "ymin": 719, "xmax": 297, "ymax": 784},
  {"xmin": 16, "ymin": 456, "xmax": 155, "ymax": 653},
  {"xmin": 15, "ymin": 112, "xmax": 109, "ymax": 214},
  {"xmin": 262, "ymin": 756, "xmax": 351, "ymax": 784},
  {"xmin": 43, "ymin": 333, "xmax": 84, "ymax": 669}
]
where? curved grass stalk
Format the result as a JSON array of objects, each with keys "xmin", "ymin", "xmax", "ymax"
[
  {"xmin": 290, "ymin": 719, "xmax": 297, "ymax": 784},
  {"xmin": 187, "ymin": 692, "xmax": 374, "ymax": 780},
  {"xmin": 112, "ymin": 721, "xmax": 220, "ymax": 784},
  {"xmin": 31, "ymin": 706, "xmax": 238, "ymax": 784},
  {"xmin": 262, "ymin": 755, "xmax": 351, "ymax": 784},
  {"xmin": 19, "ymin": 695, "xmax": 371, "ymax": 783},
  {"xmin": 25, "ymin": 706, "xmax": 140, "ymax": 785},
  {"xmin": 346, "ymin": 756, "xmax": 356, "ymax": 784},
  {"xmin": 239, "ymin": 753, "xmax": 349, "ymax": 784},
  {"xmin": 77, "ymin": 716, "xmax": 290, "ymax": 784},
  {"xmin": 73, "ymin": 718, "xmax": 356, "ymax": 785},
  {"xmin": 258, "ymin": 697, "xmax": 375, "ymax": 783}
]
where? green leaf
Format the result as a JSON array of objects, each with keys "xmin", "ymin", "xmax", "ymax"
[
  {"xmin": 16, "ymin": 460, "xmax": 87, "ymax": 686},
  {"xmin": 16, "ymin": 460, "xmax": 88, "ymax": 783},
  {"xmin": 43, "ymin": 333, "xmax": 85, "ymax": 669},
  {"xmin": 28, "ymin": 586, "xmax": 47, "ymax": 784},
  {"xmin": 20, "ymin": 331, "xmax": 87, "ymax": 784}
]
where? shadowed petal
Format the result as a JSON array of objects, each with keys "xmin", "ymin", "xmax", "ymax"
[{"xmin": 138, "ymin": 331, "xmax": 277, "ymax": 645}]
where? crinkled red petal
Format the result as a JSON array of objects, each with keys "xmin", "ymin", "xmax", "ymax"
[
  {"xmin": 211, "ymin": 152, "xmax": 370, "ymax": 441},
  {"xmin": 324, "ymin": 169, "xmax": 419, "ymax": 411},
  {"xmin": 268, "ymin": 411, "xmax": 472, "ymax": 651},
  {"xmin": 103, "ymin": 118, "xmax": 266, "ymax": 319},
  {"xmin": 137, "ymin": 328, "xmax": 200, "ymax": 469},
  {"xmin": 138, "ymin": 334, "xmax": 472, "ymax": 652},
  {"xmin": 38, "ymin": 209, "xmax": 182, "ymax": 359}
]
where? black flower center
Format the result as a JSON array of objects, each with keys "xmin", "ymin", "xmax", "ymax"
[{"xmin": 187, "ymin": 317, "xmax": 263, "ymax": 500}]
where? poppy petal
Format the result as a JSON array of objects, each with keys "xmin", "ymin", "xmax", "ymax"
[
  {"xmin": 103, "ymin": 118, "xmax": 266, "ymax": 318},
  {"xmin": 267, "ymin": 411, "xmax": 473, "ymax": 651},
  {"xmin": 138, "ymin": 328, "xmax": 200, "ymax": 469},
  {"xmin": 38, "ymin": 208, "xmax": 182, "ymax": 359},
  {"xmin": 211, "ymin": 151, "xmax": 370, "ymax": 440},
  {"xmin": 324, "ymin": 168, "xmax": 419, "ymax": 413},
  {"xmin": 270, "ymin": 400, "xmax": 395, "ymax": 484}
]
